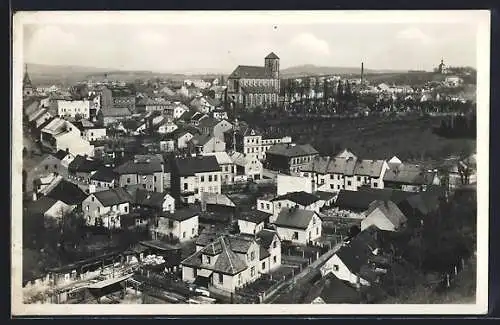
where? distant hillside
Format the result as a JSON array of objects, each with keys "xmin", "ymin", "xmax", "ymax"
[{"xmin": 280, "ymin": 64, "xmax": 408, "ymax": 78}]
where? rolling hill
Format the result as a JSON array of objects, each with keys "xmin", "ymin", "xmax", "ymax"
[{"xmin": 279, "ymin": 64, "xmax": 408, "ymax": 78}]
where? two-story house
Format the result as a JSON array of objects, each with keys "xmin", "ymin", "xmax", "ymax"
[
  {"xmin": 265, "ymin": 143, "xmax": 319, "ymax": 175},
  {"xmin": 89, "ymin": 166, "xmax": 117, "ymax": 192},
  {"xmin": 113, "ymin": 154, "xmax": 166, "ymax": 192},
  {"xmin": 40, "ymin": 118, "xmax": 94, "ymax": 156},
  {"xmin": 172, "ymin": 155, "xmax": 222, "ymax": 204},
  {"xmin": 188, "ymin": 134, "xmax": 226, "ymax": 155},
  {"xmin": 151, "ymin": 205, "xmax": 199, "ymax": 242},
  {"xmin": 273, "ymin": 207, "xmax": 322, "ymax": 245},
  {"xmin": 202, "ymin": 151, "xmax": 235, "ymax": 186},
  {"xmin": 82, "ymin": 187, "xmax": 133, "ymax": 228},
  {"xmin": 198, "ymin": 117, "xmax": 233, "ymax": 141},
  {"xmin": 229, "ymin": 152, "xmax": 263, "ymax": 181},
  {"xmin": 383, "ymin": 161, "xmax": 440, "ymax": 192},
  {"xmin": 257, "ymin": 191, "xmax": 324, "ymax": 223}
]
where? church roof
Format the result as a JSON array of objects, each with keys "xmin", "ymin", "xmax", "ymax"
[
  {"xmin": 23, "ymin": 65, "xmax": 33, "ymax": 87},
  {"xmin": 265, "ymin": 52, "xmax": 280, "ymax": 59},
  {"xmin": 228, "ymin": 65, "xmax": 269, "ymax": 79}
]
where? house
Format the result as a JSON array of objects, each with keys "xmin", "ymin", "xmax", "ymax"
[
  {"xmin": 172, "ymin": 155, "xmax": 222, "ymax": 204},
  {"xmin": 302, "ymin": 272, "xmax": 361, "ymax": 304},
  {"xmin": 211, "ymin": 108, "xmax": 228, "ymax": 120},
  {"xmin": 312, "ymin": 191, "xmax": 337, "ymax": 209},
  {"xmin": 236, "ymin": 210, "xmax": 272, "ymax": 235},
  {"xmin": 255, "ymin": 229, "xmax": 282, "ymax": 272},
  {"xmin": 159, "ymin": 136, "xmax": 176, "ymax": 153},
  {"xmin": 198, "ymin": 117, "xmax": 233, "ymax": 140},
  {"xmin": 35, "ymin": 177, "xmax": 88, "ymax": 206},
  {"xmin": 189, "ymin": 112, "xmax": 209, "ymax": 127},
  {"xmin": 151, "ymin": 205, "xmax": 200, "ymax": 242},
  {"xmin": 276, "ymin": 174, "xmax": 315, "ymax": 196},
  {"xmin": 40, "ymin": 118, "xmax": 94, "ymax": 156},
  {"xmin": 190, "ymin": 96, "xmax": 221, "ymax": 114},
  {"xmin": 68, "ymin": 155, "xmax": 103, "ymax": 183},
  {"xmin": 74, "ymin": 120, "xmax": 107, "ymax": 142},
  {"xmin": 112, "ymin": 92, "xmax": 136, "ymax": 113},
  {"xmin": 89, "ymin": 166, "xmax": 117, "ymax": 192},
  {"xmin": 383, "ymin": 162, "xmax": 439, "ymax": 192},
  {"xmin": 189, "ymin": 134, "xmax": 226, "ymax": 154},
  {"xmin": 224, "ymin": 126, "xmax": 262, "ymax": 159},
  {"xmin": 181, "ymin": 234, "xmax": 267, "ymax": 293},
  {"xmin": 259, "ymin": 135, "xmax": 293, "ymax": 160},
  {"xmin": 99, "ymin": 106, "xmax": 132, "ymax": 126},
  {"xmin": 202, "ymin": 151, "xmax": 235, "ymax": 185},
  {"xmin": 24, "ymin": 196, "xmax": 76, "ymax": 229},
  {"xmin": 127, "ymin": 187, "xmax": 175, "ymax": 213},
  {"xmin": 265, "ymin": 143, "xmax": 319, "ymax": 175},
  {"xmin": 360, "ymin": 200, "xmax": 407, "ymax": 232},
  {"xmin": 157, "ymin": 119, "xmax": 178, "ymax": 134},
  {"xmin": 170, "ymin": 102, "xmax": 190, "ymax": 119},
  {"xmin": 258, "ymin": 191, "xmax": 324, "ymax": 223},
  {"xmin": 28, "ymin": 108, "xmax": 53, "ymax": 129},
  {"xmin": 24, "ymin": 153, "xmax": 67, "ymax": 193},
  {"xmin": 200, "ymin": 192, "xmax": 236, "ymax": 215},
  {"xmin": 229, "ymin": 152, "xmax": 263, "ymax": 181},
  {"xmin": 56, "ymin": 99, "xmax": 91, "ymax": 119},
  {"xmin": 300, "ymin": 152, "xmax": 388, "ymax": 193},
  {"xmin": 82, "ymin": 187, "xmax": 133, "ymax": 228},
  {"xmin": 445, "ymin": 76, "xmax": 463, "ymax": 87},
  {"xmin": 273, "ymin": 207, "xmax": 322, "ymax": 245},
  {"xmin": 113, "ymin": 154, "xmax": 167, "ymax": 192},
  {"xmin": 320, "ymin": 227, "xmax": 386, "ymax": 287},
  {"xmin": 171, "ymin": 129, "xmax": 195, "ymax": 150}
]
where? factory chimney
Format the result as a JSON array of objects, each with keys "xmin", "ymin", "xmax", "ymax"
[{"xmin": 361, "ymin": 62, "xmax": 364, "ymax": 85}]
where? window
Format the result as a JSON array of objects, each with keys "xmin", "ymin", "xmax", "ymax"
[
  {"xmin": 127, "ymin": 177, "xmax": 131, "ymax": 184},
  {"xmin": 91, "ymin": 196, "xmax": 95, "ymax": 202},
  {"xmin": 374, "ymin": 182, "xmax": 378, "ymax": 187},
  {"xmin": 266, "ymin": 204, "xmax": 270, "ymax": 210},
  {"xmin": 250, "ymin": 251, "xmax": 255, "ymax": 261},
  {"xmin": 45, "ymin": 165, "xmax": 48, "ymax": 170},
  {"xmin": 183, "ymin": 183, "xmax": 188, "ymax": 190},
  {"xmin": 316, "ymin": 227, "xmax": 319, "ymax": 235},
  {"xmin": 262, "ymin": 262, "xmax": 266, "ymax": 270},
  {"xmin": 97, "ymin": 207, "xmax": 100, "ymax": 213},
  {"xmin": 292, "ymin": 232, "xmax": 299, "ymax": 240},
  {"xmin": 207, "ymin": 256, "xmax": 211, "ymax": 264},
  {"xmin": 200, "ymin": 187, "xmax": 204, "ymax": 193},
  {"xmin": 313, "ymin": 218, "xmax": 316, "ymax": 225},
  {"xmin": 168, "ymin": 220, "xmax": 174, "ymax": 228},
  {"xmin": 273, "ymin": 241, "xmax": 277, "ymax": 248},
  {"xmin": 330, "ymin": 184, "xmax": 334, "ymax": 190},
  {"xmin": 183, "ymin": 232, "xmax": 186, "ymax": 238},
  {"xmin": 303, "ymin": 173, "xmax": 308, "ymax": 177},
  {"xmin": 208, "ymin": 175, "xmax": 212, "ymax": 182},
  {"xmin": 278, "ymin": 202, "xmax": 282, "ymax": 208},
  {"xmin": 192, "ymin": 228, "xmax": 195, "ymax": 234},
  {"xmin": 347, "ymin": 181, "xmax": 352, "ymax": 186},
  {"xmin": 200, "ymin": 175, "xmax": 204, "ymax": 182},
  {"xmin": 154, "ymin": 176, "xmax": 157, "ymax": 181},
  {"xmin": 337, "ymin": 175, "xmax": 341, "ymax": 180},
  {"xmin": 143, "ymin": 184, "xmax": 146, "ymax": 189},
  {"xmin": 337, "ymin": 185, "xmax": 340, "ymax": 190},
  {"xmin": 124, "ymin": 206, "xmax": 128, "ymax": 213},
  {"xmin": 333, "ymin": 264, "xmax": 339, "ymax": 271},
  {"xmin": 250, "ymin": 266, "xmax": 255, "ymax": 277},
  {"xmin": 193, "ymin": 268, "xmax": 197, "ymax": 277},
  {"xmin": 260, "ymin": 202, "xmax": 264, "ymax": 209},
  {"xmin": 54, "ymin": 164, "xmax": 58, "ymax": 169},
  {"xmin": 357, "ymin": 176, "xmax": 361, "ymax": 181},
  {"xmin": 218, "ymin": 273, "xmax": 224, "ymax": 284},
  {"xmin": 86, "ymin": 205, "xmax": 89, "ymax": 211},
  {"xmin": 273, "ymin": 256, "xmax": 277, "ymax": 264}
]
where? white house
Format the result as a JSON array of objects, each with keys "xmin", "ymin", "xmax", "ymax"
[
  {"xmin": 82, "ymin": 187, "xmax": 133, "ymax": 228},
  {"xmin": 151, "ymin": 206, "xmax": 199, "ymax": 242},
  {"xmin": 40, "ymin": 118, "xmax": 94, "ymax": 157},
  {"xmin": 236, "ymin": 210, "xmax": 272, "ymax": 235},
  {"xmin": 57, "ymin": 99, "xmax": 91, "ymax": 119},
  {"xmin": 258, "ymin": 191, "xmax": 324, "ymax": 223},
  {"xmin": 172, "ymin": 103, "xmax": 190, "ymax": 119},
  {"xmin": 173, "ymin": 130, "xmax": 195, "ymax": 149},
  {"xmin": 174, "ymin": 155, "xmax": 222, "ymax": 204},
  {"xmin": 189, "ymin": 134, "xmax": 226, "ymax": 154},
  {"xmin": 360, "ymin": 200, "xmax": 407, "ymax": 232},
  {"xmin": 229, "ymin": 152, "xmax": 263, "ymax": 181},
  {"xmin": 157, "ymin": 120, "xmax": 178, "ymax": 134},
  {"xmin": 273, "ymin": 207, "xmax": 322, "ymax": 245},
  {"xmin": 277, "ymin": 174, "xmax": 314, "ymax": 196},
  {"xmin": 202, "ymin": 151, "xmax": 236, "ymax": 185}
]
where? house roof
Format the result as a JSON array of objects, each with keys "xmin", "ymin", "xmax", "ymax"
[
  {"xmin": 25, "ymin": 197, "xmax": 59, "ymax": 216},
  {"xmin": 241, "ymin": 85, "xmax": 278, "ymax": 94},
  {"xmin": 101, "ymin": 106, "xmax": 131, "ymax": 117},
  {"xmin": 201, "ymin": 192, "xmax": 236, "ymax": 207},
  {"xmin": 198, "ymin": 116, "xmax": 220, "ymax": 129},
  {"xmin": 335, "ymin": 188, "xmax": 413, "ymax": 212},
  {"xmin": 204, "ymin": 97, "xmax": 221, "ymax": 107},
  {"xmin": 271, "ymin": 191, "xmax": 320, "ymax": 207},
  {"xmin": 182, "ymin": 236, "xmax": 247, "ymax": 275},
  {"xmin": 266, "ymin": 143, "xmax": 319, "ymax": 158},
  {"xmin": 237, "ymin": 210, "xmax": 271, "ymax": 224},
  {"xmin": 228, "ymin": 65, "xmax": 269, "ymax": 79},
  {"xmin": 256, "ymin": 229, "xmax": 278, "ymax": 249},
  {"xmin": 313, "ymin": 191, "xmax": 337, "ymax": 201},
  {"xmin": 114, "ymin": 154, "xmax": 164, "ymax": 174},
  {"xmin": 68, "ymin": 156, "xmax": 103, "ymax": 173},
  {"xmin": 174, "ymin": 156, "xmax": 220, "ymax": 176},
  {"xmin": 274, "ymin": 207, "xmax": 316, "ymax": 230},
  {"xmin": 302, "ymin": 273, "xmax": 360, "ymax": 304},
  {"xmin": 202, "ymin": 151, "xmax": 233, "ymax": 165},
  {"xmin": 335, "ymin": 229, "xmax": 379, "ymax": 274},
  {"xmin": 90, "ymin": 166, "xmax": 117, "ymax": 182},
  {"xmin": 53, "ymin": 149, "xmax": 69, "ymax": 161},
  {"xmin": 229, "ymin": 152, "xmax": 250, "ymax": 167},
  {"xmin": 383, "ymin": 163, "xmax": 436, "ymax": 185},
  {"xmin": 190, "ymin": 134, "xmax": 214, "ymax": 146},
  {"xmin": 127, "ymin": 188, "xmax": 170, "ymax": 209},
  {"xmin": 265, "ymin": 52, "xmax": 280, "ymax": 59},
  {"xmin": 46, "ymin": 180, "xmax": 87, "ymax": 205},
  {"xmin": 93, "ymin": 187, "xmax": 133, "ymax": 207},
  {"xmin": 365, "ymin": 200, "xmax": 407, "ymax": 229},
  {"xmin": 353, "ymin": 160, "xmax": 385, "ymax": 177},
  {"xmin": 161, "ymin": 205, "xmax": 200, "ymax": 222}
]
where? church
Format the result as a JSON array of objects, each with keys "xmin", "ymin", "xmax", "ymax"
[
  {"xmin": 226, "ymin": 52, "xmax": 280, "ymax": 109},
  {"xmin": 23, "ymin": 64, "xmax": 35, "ymax": 98}
]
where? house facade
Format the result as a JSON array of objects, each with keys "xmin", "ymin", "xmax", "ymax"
[
  {"xmin": 229, "ymin": 152, "xmax": 263, "ymax": 181},
  {"xmin": 273, "ymin": 207, "xmax": 322, "ymax": 245},
  {"xmin": 82, "ymin": 188, "xmax": 132, "ymax": 228},
  {"xmin": 57, "ymin": 100, "xmax": 91, "ymax": 119},
  {"xmin": 202, "ymin": 152, "xmax": 235, "ymax": 186},
  {"xmin": 114, "ymin": 154, "xmax": 166, "ymax": 192},
  {"xmin": 151, "ymin": 206, "xmax": 199, "ymax": 242},
  {"xmin": 265, "ymin": 143, "xmax": 319, "ymax": 175}
]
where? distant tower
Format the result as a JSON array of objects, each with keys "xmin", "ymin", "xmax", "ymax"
[
  {"xmin": 360, "ymin": 62, "xmax": 364, "ymax": 85},
  {"xmin": 438, "ymin": 58, "xmax": 447, "ymax": 74},
  {"xmin": 265, "ymin": 52, "xmax": 280, "ymax": 79},
  {"xmin": 23, "ymin": 64, "xmax": 34, "ymax": 97}
]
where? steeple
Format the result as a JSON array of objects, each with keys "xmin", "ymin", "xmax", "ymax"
[{"xmin": 23, "ymin": 64, "xmax": 32, "ymax": 88}]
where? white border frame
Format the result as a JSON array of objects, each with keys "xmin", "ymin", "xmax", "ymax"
[{"xmin": 11, "ymin": 10, "xmax": 490, "ymax": 316}]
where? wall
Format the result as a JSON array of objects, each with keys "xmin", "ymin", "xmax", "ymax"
[
  {"xmin": 55, "ymin": 131, "xmax": 94, "ymax": 157},
  {"xmin": 83, "ymin": 128, "xmax": 107, "ymax": 142},
  {"xmin": 213, "ymin": 121, "xmax": 233, "ymax": 140},
  {"xmin": 277, "ymin": 174, "xmax": 313, "ymax": 196},
  {"xmin": 161, "ymin": 195, "xmax": 175, "ymax": 212},
  {"xmin": 177, "ymin": 133, "xmax": 194, "ymax": 149},
  {"xmin": 118, "ymin": 172, "xmax": 164, "ymax": 192},
  {"xmin": 179, "ymin": 216, "xmax": 199, "ymax": 241},
  {"xmin": 89, "ymin": 179, "xmax": 115, "ymax": 193},
  {"xmin": 276, "ymin": 226, "xmax": 308, "ymax": 245},
  {"xmin": 57, "ymin": 100, "xmax": 90, "ymax": 119},
  {"xmin": 237, "ymin": 220, "xmax": 264, "ymax": 235},
  {"xmin": 320, "ymin": 254, "xmax": 369, "ymax": 286},
  {"xmin": 257, "ymin": 199, "xmax": 274, "ymax": 215},
  {"xmin": 202, "ymin": 138, "xmax": 225, "ymax": 153},
  {"xmin": 25, "ymin": 155, "xmax": 65, "ymax": 193},
  {"xmin": 182, "ymin": 266, "xmax": 196, "ymax": 282},
  {"xmin": 219, "ymin": 163, "xmax": 235, "ymax": 185},
  {"xmin": 361, "ymin": 208, "xmax": 396, "ymax": 232},
  {"xmin": 82, "ymin": 195, "xmax": 129, "ymax": 227}
]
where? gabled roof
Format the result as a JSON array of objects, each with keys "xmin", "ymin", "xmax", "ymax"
[
  {"xmin": 25, "ymin": 197, "xmax": 59, "ymax": 216},
  {"xmin": 46, "ymin": 180, "xmax": 87, "ymax": 205},
  {"xmin": 201, "ymin": 192, "xmax": 236, "ymax": 207},
  {"xmin": 335, "ymin": 229, "xmax": 380, "ymax": 275},
  {"xmin": 53, "ymin": 149, "xmax": 70, "ymax": 161},
  {"xmin": 198, "ymin": 116, "xmax": 220, "ymax": 129},
  {"xmin": 174, "ymin": 156, "xmax": 220, "ymax": 177},
  {"xmin": 256, "ymin": 229, "xmax": 279, "ymax": 249},
  {"xmin": 265, "ymin": 52, "xmax": 280, "ymax": 59},
  {"xmin": 202, "ymin": 151, "xmax": 233, "ymax": 165},
  {"xmin": 90, "ymin": 166, "xmax": 117, "ymax": 182},
  {"xmin": 68, "ymin": 155, "xmax": 103, "ymax": 173},
  {"xmin": 93, "ymin": 187, "xmax": 133, "ymax": 207},
  {"xmin": 266, "ymin": 143, "xmax": 318, "ymax": 158},
  {"xmin": 274, "ymin": 207, "xmax": 317, "ymax": 230},
  {"xmin": 353, "ymin": 160, "xmax": 385, "ymax": 177},
  {"xmin": 364, "ymin": 200, "xmax": 407, "ymax": 229},
  {"xmin": 228, "ymin": 65, "xmax": 269, "ymax": 79},
  {"xmin": 237, "ymin": 210, "xmax": 271, "ymax": 224},
  {"xmin": 190, "ymin": 134, "xmax": 214, "ymax": 147},
  {"xmin": 335, "ymin": 188, "xmax": 413, "ymax": 212},
  {"xmin": 383, "ymin": 163, "xmax": 436, "ymax": 185},
  {"xmin": 128, "ymin": 188, "xmax": 171, "ymax": 209},
  {"xmin": 161, "ymin": 205, "xmax": 200, "ymax": 222},
  {"xmin": 271, "ymin": 191, "xmax": 320, "ymax": 207},
  {"xmin": 313, "ymin": 191, "xmax": 337, "ymax": 201},
  {"xmin": 101, "ymin": 106, "xmax": 131, "ymax": 117}
]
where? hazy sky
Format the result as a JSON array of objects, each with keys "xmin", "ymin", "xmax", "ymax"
[{"xmin": 22, "ymin": 17, "xmax": 478, "ymax": 74}]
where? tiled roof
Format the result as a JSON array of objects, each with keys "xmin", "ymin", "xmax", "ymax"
[
  {"xmin": 114, "ymin": 154, "xmax": 164, "ymax": 174},
  {"xmin": 241, "ymin": 85, "xmax": 278, "ymax": 94},
  {"xmin": 127, "ymin": 188, "xmax": 169, "ymax": 209},
  {"xmin": 274, "ymin": 207, "xmax": 316, "ymax": 230},
  {"xmin": 161, "ymin": 205, "xmax": 200, "ymax": 222},
  {"xmin": 90, "ymin": 166, "xmax": 117, "ymax": 182},
  {"xmin": 68, "ymin": 155, "xmax": 103, "ymax": 173},
  {"xmin": 313, "ymin": 191, "xmax": 337, "ymax": 201},
  {"xmin": 228, "ymin": 65, "xmax": 269, "ymax": 79},
  {"xmin": 265, "ymin": 52, "xmax": 280, "ymax": 59},
  {"xmin": 353, "ymin": 160, "xmax": 385, "ymax": 177},
  {"xmin": 202, "ymin": 152, "xmax": 233, "ymax": 165},
  {"xmin": 93, "ymin": 187, "xmax": 133, "ymax": 207},
  {"xmin": 53, "ymin": 149, "xmax": 69, "ymax": 161},
  {"xmin": 190, "ymin": 134, "xmax": 214, "ymax": 147},
  {"xmin": 256, "ymin": 229, "xmax": 278, "ymax": 249},
  {"xmin": 25, "ymin": 197, "xmax": 58, "ymax": 216},
  {"xmin": 266, "ymin": 143, "xmax": 318, "ymax": 158},
  {"xmin": 303, "ymin": 273, "xmax": 360, "ymax": 304},
  {"xmin": 271, "ymin": 191, "xmax": 320, "ymax": 207},
  {"xmin": 197, "ymin": 116, "xmax": 220, "ymax": 129},
  {"xmin": 174, "ymin": 156, "xmax": 220, "ymax": 177},
  {"xmin": 364, "ymin": 200, "xmax": 407, "ymax": 229},
  {"xmin": 46, "ymin": 180, "xmax": 87, "ymax": 205},
  {"xmin": 101, "ymin": 106, "xmax": 131, "ymax": 117},
  {"xmin": 335, "ymin": 229, "xmax": 380, "ymax": 275},
  {"xmin": 237, "ymin": 210, "xmax": 271, "ymax": 224},
  {"xmin": 334, "ymin": 188, "xmax": 412, "ymax": 212},
  {"xmin": 383, "ymin": 163, "xmax": 436, "ymax": 185}
]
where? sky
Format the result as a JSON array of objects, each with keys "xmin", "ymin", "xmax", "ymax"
[{"xmin": 21, "ymin": 14, "xmax": 479, "ymax": 74}]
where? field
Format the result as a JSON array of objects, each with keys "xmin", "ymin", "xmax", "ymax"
[{"xmin": 293, "ymin": 115, "xmax": 476, "ymax": 162}]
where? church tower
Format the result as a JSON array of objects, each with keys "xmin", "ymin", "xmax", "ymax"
[
  {"xmin": 23, "ymin": 64, "xmax": 34, "ymax": 97},
  {"xmin": 264, "ymin": 52, "xmax": 280, "ymax": 79}
]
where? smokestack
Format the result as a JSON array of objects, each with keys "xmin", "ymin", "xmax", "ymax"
[{"xmin": 361, "ymin": 62, "xmax": 364, "ymax": 85}]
